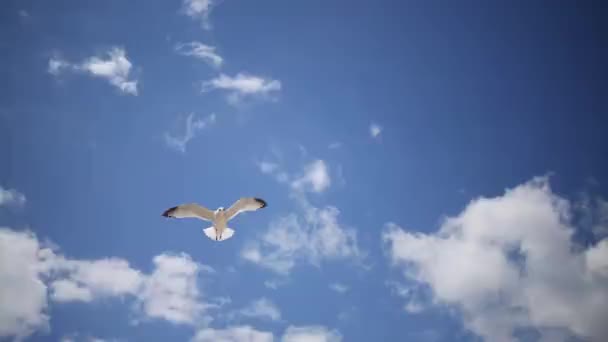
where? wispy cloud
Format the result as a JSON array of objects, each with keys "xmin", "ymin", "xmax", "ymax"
[
  {"xmin": 0, "ymin": 186, "xmax": 26, "ymax": 207},
  {"xmin": 370, "ymin": 123, "xmax": 382, "ymax": 138},
  {"xmin": 175, "ymin": 42, "xmax": 223, "ymax": 68},
  {"xmin": 192, "ymin": 325, "xmax": 342, "ymax": 342},
  {"xmin": 48, "ymin": 47, "xmax": 138, "ymax": 95},
  {"xmin": 329, "ymin": 283, "xmax": 349, "ymax": 294},
  {"xmin": 328, "ymin": 142, "xmax": 342, "ymax": 149},
  {"xmin": 164, "ymin": 113, "xmax": 216, "ymax": 153},
  {"xmin": 191, "ymin": 326, "xmax": 273, "ymax": 342},
  {"xmin": 242, "ymin": 155, "xmax": 362, "ymax": 275},
  {"xmin": 236, "ymin": 298, "xmax": 281, "ymax": 321},
  {"xmin": 181, "ymin": 0, "xmax": 214, "ymax": 30},
  {"xmin": 291, "ymin": 160, "xmax": 331, "ymax": 193},
  {"xmin": 202, "ymin": 73, "xmax": 281, "ymax": 105},
  {"xmin": 282, "ymin": 326, "xmax": 343, "ymax": 342},
  {"xmin": 383, "ymin": 177, "xmax": 608, "ymax": 341}
]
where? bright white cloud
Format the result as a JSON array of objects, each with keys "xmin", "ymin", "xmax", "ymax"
[
  {"xmin": 329, "ymin": 283, "xmax": 348, "ymax": 294},
  {"xmin": 165, "ymin": 113, "xmax": 216, "ymax": 153},
  {"xmin": 48, "ymin": 48, "xmax": 138, "ymax": 95},
  {"xmin": 49, "ymin": 257, "xmax": 143, "ymax": 301},
  {"xmin": 383, "ymin": 177, "xmax": 608, "ymax": 341},
  {"xmin": 181, "ymin": 0, "xmax": 214, "ymax": 30},
  {"xmin": 0, "ymin": 228, "xmax": 215, "ymax": 340},
  {"xmin": 50, "ymin": 279, "xmax": 93, "ymax": 302},
  {"xmin": 281, "ymin": 326, "xmax": 342, "ymax": 342},
  {"xmin": 202, "ymin": 73, "xmax": 281, "ymax": 104},
  {"xmin": 0, "ymin": 228, "xmax": 51, "ymax": 339},
  {"xmin": 0, "ymin": 186, "xmax": 26, "ymax": 207},
  {"xmin": 175, "ymin": 42, "xmax": 223, "ymax": 68},
  {"xmin": 291, "ymin": 160, "xmax": 331, "ymax": 193},
  {"xmin": 369, "ymin": 123, "xmax": 382, "ymax": 138},
  {"xmin": 81, "ymin": 48, "xmax": 138, "ymax": 95},
  {"xmin": 238, "ymin": 298, "xmax": 281, "ymax": 321},
  {"xmin": 137, "ymin": 253, "xmax": 208, "ymax": 325}
]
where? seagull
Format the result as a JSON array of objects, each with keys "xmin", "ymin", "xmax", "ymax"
[{"xmin": 162, "ymin": 197, "xmax": 267, "ymax": 241}]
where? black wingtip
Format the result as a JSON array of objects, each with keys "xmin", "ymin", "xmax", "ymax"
[
  {"xmin": 162, "ymin": 206, "xmax": 177, "ymax": 217},
  {"xmin": 255, "ymin": 198, "xmax": 267, "ymax": 208}
]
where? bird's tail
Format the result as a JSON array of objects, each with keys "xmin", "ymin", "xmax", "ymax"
[{"xmin": 203, "ymin": 227, "xmax": 235, "ymax": 241}]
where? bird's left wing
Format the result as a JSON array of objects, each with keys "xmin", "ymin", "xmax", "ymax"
[
  {"xmin": 162, "ymin": 203, "xmax": 214, "ymax": 221},
  {"xmin": 225, "ymin": 197, "xmax": 267, "ymax": 221}
]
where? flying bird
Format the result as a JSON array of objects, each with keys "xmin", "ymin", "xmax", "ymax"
[{"xmin": 162, "ymin": 197, "xmax": 267, "ymax": 241}]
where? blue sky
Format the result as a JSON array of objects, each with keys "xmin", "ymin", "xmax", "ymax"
[{"xmin": 1, "ymin": 1, "xmax": 608, "ymax": 341}]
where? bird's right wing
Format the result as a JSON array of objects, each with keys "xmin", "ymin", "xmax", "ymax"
[
  {"xmin": 162, "ymin": 203, "xmax": 214, "ymax": 221},
  {"xmin": 225, "ymin": 197, "xmax": 267, "ymax": 221}
]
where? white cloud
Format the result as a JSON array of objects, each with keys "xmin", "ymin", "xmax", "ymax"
[
  {"xmin": 137, "ymin": 253, "xmax": 207, "ymax": 325},
  {"xmin": 181, "ymin": 0, "xmax": 214, "ymax": 30},
  {"xmin": 50, "ymin": 279, "xmax": 93, "ymax": 302},
  {"xmin": 383, "ymin": 177, "xmax": 608, "ymax": 341},
  {"xmin": 242, "ymin": 203, "xmax": 360, "ymax": 275},
  {"xmin": 81, "ymin": 48, "xmax": 138, "ymax": 95},
  {"xmin": 165, "ymin": 113, "xmax": 216, "ymax": 153},
  {"xmin": 329, "ymin": 283, "xmax": 348, "ymax": 294},
  {"xmin": 263, "ymin": 279, "xmax": 287, "ymax": 290},
  {"xmin": 0, "ymin": 186, "xmax": 26, "ymax": 207},
  {"xmin": 237, "ymin": 298, "xmax": 281, "ymax": 321},
  {"xmin": 48, "ymin": 48, "xmax": 138, "ymax": 95},
  {"xmin": 61, "ymin": 333, "xmax": 123, "ymax": 342},
  {"xmin": 49, "ymin": 257, "xmax": 143, "ymax": 301},
  {"xmin": 0, "ymin": 228, "xmax": 215, "ymax": 340},
  {"xmin": 191, "ymin": 326, "xmax": 273, "ymax": 342},
  {"xmin": 0, "ymin": 228, "xmax": 51, "ymax": 339},
  {"xmin": 281, "ymin": 326, "xmax": 342, "ymax": 342},
  {"xmin": 369, "ymin": 123, "xmax": 382, "ymax": 138},
  {"xmin": 48, "ymin": 57, "xmax": 70, "ymax": 76},
  {"xmin": 243, "ymin": 156, "xmax": 362, "ymax": 275},
  {"xmin": 175, "ymin": 42, "xmax": 223, "ymax": 68},
  {"xmin": 291, "ymin": 160, "xmax": 331, "ymax": 193},
  {"xmin": 202, "ymin": 73, "xmax": 281, "ymax": 104}
]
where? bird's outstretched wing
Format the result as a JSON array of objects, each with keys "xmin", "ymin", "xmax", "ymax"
[
  {"xmin": 225, "ymin": 197, "xmax": 267, "ymax": 221},
  {"xmin": 162, "ymin": 203, "xmax": 214, "ymax": 221}
]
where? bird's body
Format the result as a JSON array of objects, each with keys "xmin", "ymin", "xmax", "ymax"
[{"xmin": 162, "ymin": 198, "xmax": 267, "ymax": 241}]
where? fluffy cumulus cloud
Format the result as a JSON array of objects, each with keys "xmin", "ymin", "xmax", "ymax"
[
  {"xmin": 48, "ymin": 47, "xmax": 138, "ymax": 95},
  {"xmin": 383, "ymin": 177, "xmax": 608, "ymax": 341},
  {"xmin": 0, "ymin": 228, "xmax": 51, "ymax": 339},
  {"xmin": 137, "ymin": 253, "xmax": 209, "ymax": 325},
  {"xmin": 165, "ymin": 113, "xmax": 216, "ymax": 153},
  {"xmin": 237, "ymin": 298, "xmax": 281, "ymax": 321},
  {"xmin": 181, "ymin": 0, "xmax": 214, "ymax": 30},
  {"xmin": 0, "ymin": 186, "xmax": 26, "ymax": 207},
  {"xmin": 202, "ymin": 73, "xmax": 281, "ymax": 105},
  {"xmin": 281, "ymin": 326, "xmax": 342, "ymax": 342},
  {"xmin": 0, "ymin": 228, "xmax": 214, "ymax": 340}
]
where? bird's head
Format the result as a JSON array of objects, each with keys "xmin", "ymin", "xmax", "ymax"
[{"xmin": 217, "ymin": 207, "xmax": 225, "ymax": 212}]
